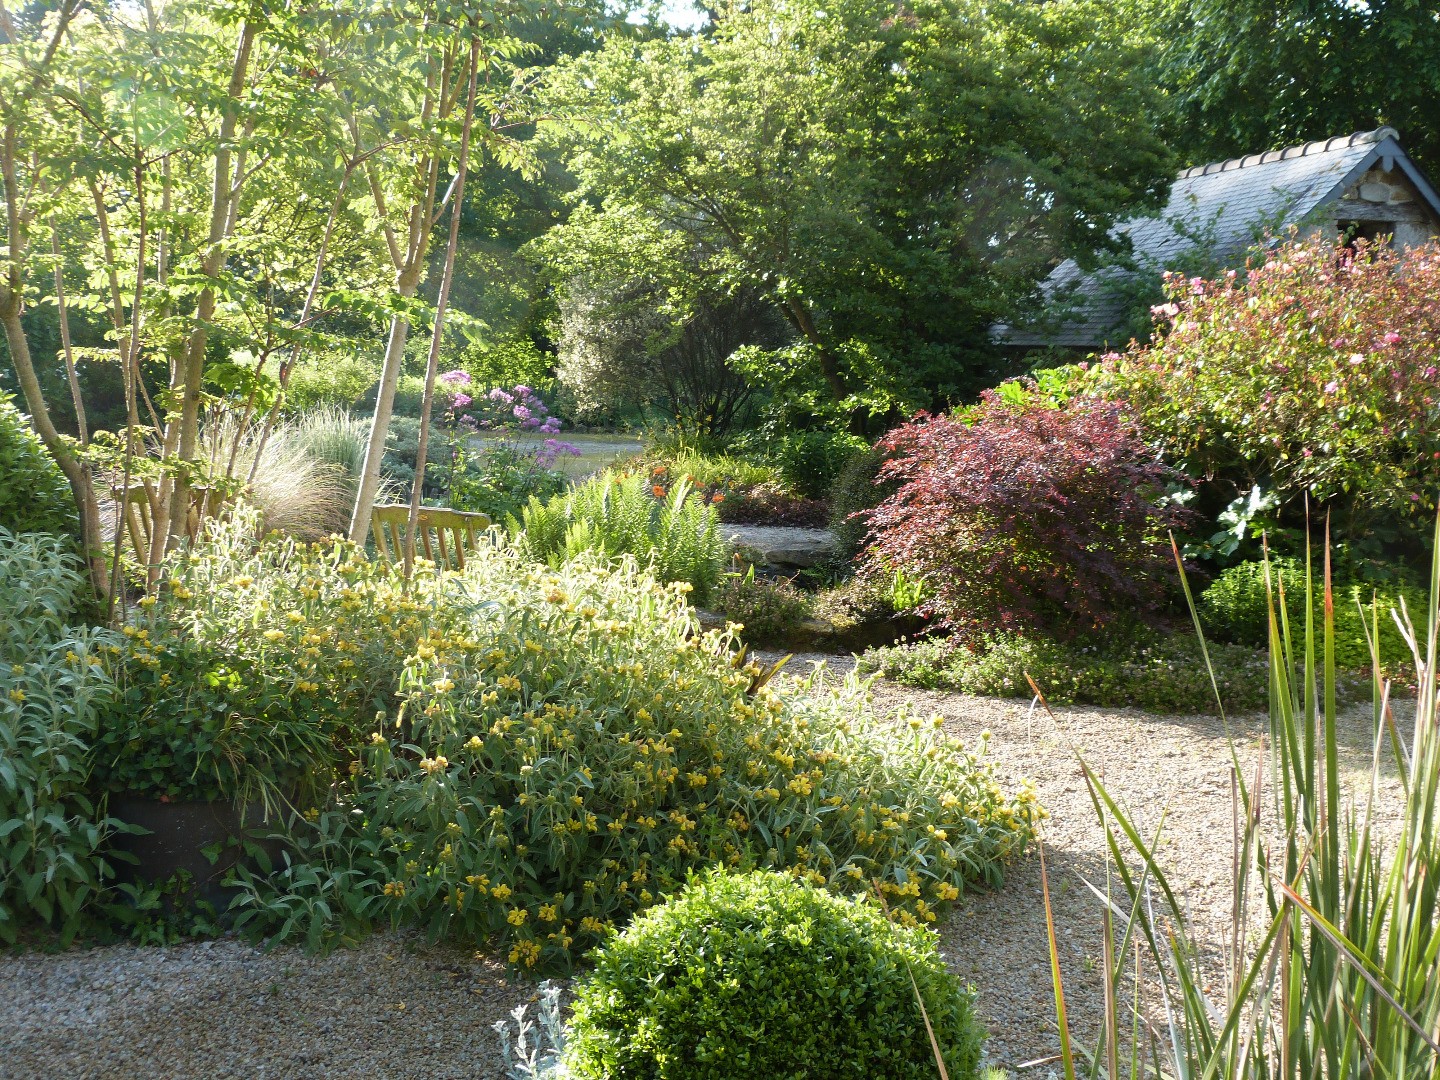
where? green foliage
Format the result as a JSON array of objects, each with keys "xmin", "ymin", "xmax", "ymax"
[
  {"xmin": 455, "ymin": 334, "xmax": 555, "ymax": 392},
  {"xmin": 1200, "ymin": 558, "xmax": 1426, "ymax": 675},
  {"xmin": 714, "ymin": 567, "xmax": 815, "ymax": 646},
  {"xmin": 283, "ymin": 354, "xmax": 382, "ymax": 414},
  {"xmin": 764, "ymin": 429, "xmax": 869, "ymax": 501},
  {"xmin": 641, "ymin": 450, "xmax": 779, "ymax": 492},
  {"xmin": 93, "ymin": 514, "xmax": 436, "ymax": 809},
  {"xmin": 859, "ymin": 631, "xmax": 1280, "ymax": 715},
  {"xmin": 563, "ymin": 869, "xmax": 987, "ymax": 1079},
  {"xmin": 225, "ymin": 545, "xmax": 1041, "ymax": 967},
  {"xmin": 0, "ymin": 395, "xmax": 78, "ymax": 539},
  {"xmin": 0, "ymin": 529, "xmax": 122, "ymax": 945},
  {"xmin": 450, "ymin": 439, "xmax": 570, "ymax": 523},
  {"xmin": 509, "ymin": 471, "xmax": 727, "ymax": 605},
  {"xmin": 1148, "ymin": 0, "xmax": 1440, "ymax": 177},
  {"xmin": 539, "ymin": 0, "xmax": 1173, "ymax": 417},
  {"xmin": 828, "ymin": 447, "xmax": 892, "ymax": 560},
  {"xmin": 382, "ymin": 416, "xmax": 458, "ymax": 497}
]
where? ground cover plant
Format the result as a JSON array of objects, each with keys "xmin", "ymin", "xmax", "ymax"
[
  {"xmin": 562, "ymin": 869, "xmax": 988, "ymax": 1078},
  {"xmin": 859, "ymin": 632, "xmax": 1274, "ymax": 715},
  {"xmin": 201, "ymin": 528, "xmax": 1042, "ymax": 968}
]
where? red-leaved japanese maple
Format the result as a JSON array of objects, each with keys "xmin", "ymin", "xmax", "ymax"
[{"xmin": 862, "ymin": 395, "xmax": 1187, "ymax": 638}]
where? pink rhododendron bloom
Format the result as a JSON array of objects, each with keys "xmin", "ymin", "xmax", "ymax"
[
  {"xmin": 1383, "ymin": 331, "xmax": 1401, "ymax": 345},
  {"xmin": 452, "ymin": 392, "xmax": 473, "ymax": 409},
  {"xmin": 1324, "ymin": 381, "xmax": 1339, "ymax": 393},
  {"xmin": 439, "ymin": 370, "xmax": 471, "ymax": 386}
]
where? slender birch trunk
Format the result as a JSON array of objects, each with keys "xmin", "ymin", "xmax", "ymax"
[{"xmin": 404, "ymin": 37, "xmax": 481, "ymax": 573}]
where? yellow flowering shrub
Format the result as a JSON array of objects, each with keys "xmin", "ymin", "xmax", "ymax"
[
  {"xmin": 225, "ymin": 533, "xmax": 1041, "ymax": 968},
  {"xmin": 94, "ymin": 513, "xmax": 472, "ymax": 808}
]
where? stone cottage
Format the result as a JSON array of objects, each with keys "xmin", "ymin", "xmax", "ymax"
[{"xmin": 1001, "ymin": 127, "xmax": 1440, "ymax": 351}]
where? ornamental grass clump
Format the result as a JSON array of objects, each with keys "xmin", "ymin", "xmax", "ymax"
[
  {"xmin": 563, "ymin": 869, "xmax": 987, "ymax": 1079},
  {"xmin": 223, "ymin": 534, "xmax": 1039, "ymax": 967},
  {"xmin": 1047, "ymin": 521, "xmax": 1440, "ymax": 1077}
]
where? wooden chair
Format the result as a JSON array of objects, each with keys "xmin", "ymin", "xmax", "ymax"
[
  {"xmin": 369, "ymin": 503, "xmax": 492, "ymax": 571},
  {"xmin": 114, "ymin": 483, "xmax": 226, "ymax": 573}
]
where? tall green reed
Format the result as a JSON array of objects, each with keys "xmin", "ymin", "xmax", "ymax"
[{"xmin": 1044, "ymin": 517, "xmax": 1440, "ymax": 1078}]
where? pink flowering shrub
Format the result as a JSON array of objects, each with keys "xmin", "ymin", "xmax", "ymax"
[
  {"xmin": 1107, "ymin": 236, "xmax": 1440, "ymax": 523},
  {"xmin": 862, "ymin": 395, "xmax": 1188, "ymax": 638}
]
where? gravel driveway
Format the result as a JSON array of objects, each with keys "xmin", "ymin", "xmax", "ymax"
[{"xmin": 1, "ymin": 656, "xmax": 1404, "ymax": 1078}]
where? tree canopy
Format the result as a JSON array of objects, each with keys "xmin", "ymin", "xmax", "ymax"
[{"xmin": 536, "ymin": 0, "xmax": 1174, "ymax": 425}]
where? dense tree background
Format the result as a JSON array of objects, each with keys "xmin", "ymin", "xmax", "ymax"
[{"xmin": 1150, "ymin": 0, "xmax": 1440, "ymax": 174}]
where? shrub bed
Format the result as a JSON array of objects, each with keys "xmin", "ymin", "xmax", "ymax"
[
  {"xmin": 563, "ymin": 869, "xmax": 986, "ymax": 1079},
  {"xmin": 1199, "ymin": 557, "xmax": 1425, "ymax": 675},
  {"xmin": 195, "ymin": 531, "xmax": 1041, "ymax": 967},
  {"xmin": 0, "ymin": 530, "xmax": 121, "ymax": 944}
]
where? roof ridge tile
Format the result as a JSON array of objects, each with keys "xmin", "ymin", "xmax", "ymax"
[{"xmin": 1177, "ymin": 127, "xmax": 1398, "ymax": 180}]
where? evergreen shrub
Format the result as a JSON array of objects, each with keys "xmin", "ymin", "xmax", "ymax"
[
  {"xmin": 1199, "ymin": 558, "xmax": 1426, "ymax": 674},
  {"xmin": 563, "ymin": 869, "xmax": 987, "ymax": 1079}
]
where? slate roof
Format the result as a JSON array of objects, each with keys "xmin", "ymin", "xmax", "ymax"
[{"xmin": 1001, "ymin": 127, "xmax": 1440, "ymax": 349}]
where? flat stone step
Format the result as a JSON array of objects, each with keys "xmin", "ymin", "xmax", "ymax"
[{"xmin": 724, "ymin": 525, "xmax": 838, "ymax": 569}]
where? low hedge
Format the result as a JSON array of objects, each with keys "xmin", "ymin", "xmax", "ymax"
[{"xmin": 1199, "ymin": 557, "xmax": 1426, "ymax": 674}]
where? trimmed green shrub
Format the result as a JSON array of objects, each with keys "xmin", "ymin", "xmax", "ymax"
[
  {"xmin": 859, "ymin": 631, "xmax": 1283, "ymax": 715},
  {"xmin": 0, "ymin": 394, "xmax": 78, "ymax": 538},
  {"xmin": 0, "ymin": 529, "xmax": 121, "ymax": 944},
  {"xmin": 221, "ymin": 536, "xmax": 1040, "ymax": 966},
  {"xmin": 509, "ymin": 470, "xmax": 727, "ymax": 605},
  {"xmin": 563, "ymin": 869, "xmax": 986, "ymax": 1079},
  {"xmin": 1199, "ymin": 558, "xmax": 1425, "ymax": 675}
]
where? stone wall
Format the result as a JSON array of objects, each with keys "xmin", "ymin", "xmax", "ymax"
[{"xmin": 1333, "ymin": 166, "xmax": 1440, "ymax": 249}]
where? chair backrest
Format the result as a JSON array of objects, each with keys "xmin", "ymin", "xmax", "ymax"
[
  {"xmin": 114, "ymin": 482, "xmax": 226, "ymax": 574},
  {"xmin": 370, "ymin": 503, "xmax": 492, "ymax": 571}
]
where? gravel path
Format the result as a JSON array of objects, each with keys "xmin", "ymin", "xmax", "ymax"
[
  {"xmin": 1, "ymin": 652, "xmax": 1404, "ymax": 1078},
  {"xmin": 0, "ymin": 934, "xmax": 534, "ymax": 1079},
  {"xmin": 775, "ymin": 653, "xmax": 1405, "ymax": 1073}
]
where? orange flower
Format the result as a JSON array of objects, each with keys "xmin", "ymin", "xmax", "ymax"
[
  {"xmin": 652, "ymin": 484, "xmax": 666, "ymax": 497},
  {"xmin": 712, "ymin": 493, "xmax": 725, "ymax": 504},
  {"xmin": 651, "ymin": 466, "xmax": 666, "ymax": 476}
]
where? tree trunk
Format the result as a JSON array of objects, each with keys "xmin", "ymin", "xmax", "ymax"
[
  {"xmin": 403, "ymin": 38, "xmax": 482, "ymax": 573},
  {"xmin": 164, "ymin": 20, "xmax": 258, "ymax": 548},
  {"xmin": 1, "ymin": 310, "xmax": 108, "ymax": 591}
]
